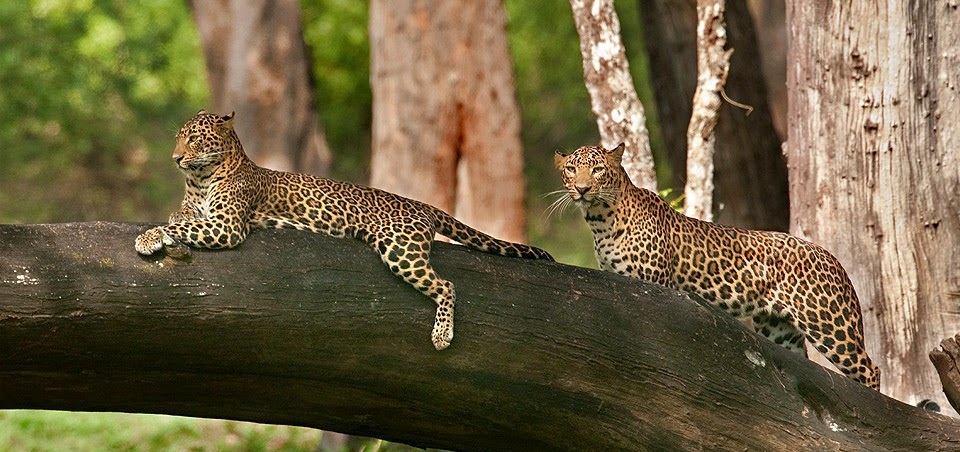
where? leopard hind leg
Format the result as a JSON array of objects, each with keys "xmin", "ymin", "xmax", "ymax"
[
  {"xmin": 374, "ymin": 224, "xmax": 455, "ymax": 351},
  {"xmin": 751, "ymin": 310, "xmax": 808, "ymax": 357},
  {"xmin": 764, "ymin": 290, "xmax": 881, "ymax": 390},
  {"xmin": 799, "ymin": 305, "xmax": 881, "ymax": 390}
]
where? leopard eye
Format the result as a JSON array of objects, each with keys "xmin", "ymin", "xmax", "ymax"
[
  {"xmin": 564, "ymin": 165, "xmax": 576, "ymax": 175},
  {"xmin": 591, "ymin": 166, "xmax": 605, "ymax": 176}
]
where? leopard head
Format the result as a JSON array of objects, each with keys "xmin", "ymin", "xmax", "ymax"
[
  {"xmin": 172, "ymin": 110, "xmax": 241, "ymax": 171},
  {"xmin": 554, "ymin": 143, "xmax": 626, "ymax": 209}
]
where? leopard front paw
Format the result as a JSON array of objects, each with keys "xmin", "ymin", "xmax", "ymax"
[
  {"xmin": 135, "ymin": 226, "xmax": 176, "ymax": 255},
  {"xmin": 431, "ymin": 322, "xmax": 454, "ymax": 351}
]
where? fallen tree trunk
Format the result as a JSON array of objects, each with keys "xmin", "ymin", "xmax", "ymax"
[{"xmin": 1, "ymin": 222, "xmax": 957, "ymax": 450}]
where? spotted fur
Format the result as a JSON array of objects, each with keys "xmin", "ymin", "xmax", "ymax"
[
  {"xmin": 554, "ymin": 143, "xmax": 880, "ymax": 390},
  {"xmin": 136, "ymin": 110, "xmax": 553, "ymax": 350}
]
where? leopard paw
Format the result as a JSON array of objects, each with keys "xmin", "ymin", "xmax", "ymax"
[
  {"xmin": 431, "ymin": 323, "xmax": 453, "ymax": 351},
  {"xmin": 135, "ymin": 226, "xmax": 176, "ymax": 255}
]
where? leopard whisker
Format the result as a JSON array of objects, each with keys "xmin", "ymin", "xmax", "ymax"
[
  {"xmin": 543, "ymin": 190, "xmax": 575, "ymax": 218},
  {"xmin": 541, "ymin": 189, "xmax": 571, "ymax": 199}
]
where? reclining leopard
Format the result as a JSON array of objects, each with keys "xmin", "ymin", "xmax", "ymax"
[
  {"xmin": 553, "ymin": 143, "xmax": 880, "ymax": 389},
  {"xmin": 135, "ymin": 110, "xmax": 553, "ymax": 350}
]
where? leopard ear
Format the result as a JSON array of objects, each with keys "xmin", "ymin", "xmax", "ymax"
[
  {"xmin": 197, "ymin": 109, "xmax": 208, "ymax": 115},
  {"xmin": 607, "ymin": 143, "xmax": 625, "ymax": 165},
  {"xmin": 554, "ymin": 149, "xmax": 568, "ymax": 168},
  {"xmin": 220, "ymin": 111, "xmax": 235, "ymax": 129}
]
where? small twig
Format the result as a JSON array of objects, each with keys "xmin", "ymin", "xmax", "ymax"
[{"xmin": 721, "ymin": 88, "xmax": 754, "ymax": 115}]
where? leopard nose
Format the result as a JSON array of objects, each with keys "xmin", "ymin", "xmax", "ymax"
[
  {"xmin": 174, "ymin": 156, "xmax": 184, "ymax": 165},
  {"xmin": 575, "ymin": 186, "xmax": 591, "ymax": 196}
]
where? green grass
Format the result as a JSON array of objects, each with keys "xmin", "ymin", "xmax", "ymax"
[{"xmin": 0, "ymin": 410, "xmax": 417, "ymax": 452}]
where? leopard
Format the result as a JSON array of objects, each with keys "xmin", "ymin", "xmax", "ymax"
[
  {"xmin": 135, "ymin": 110, "xmax": 553, "ymax": 350},
  {"xmin": 552, "ymin": 143, "xmax": 880, "ymax": 390}
]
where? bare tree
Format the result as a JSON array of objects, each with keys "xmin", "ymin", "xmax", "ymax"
[
  {"xmin": 569, "ymin": 0, "xmax": 657, "ymax": 191},
  {"xmin": 369, "ymin": 0, "xmax": 528, "ymax": 243},
  {"xmin": 786, "ymin": 0, "xmax": 960, "ymax": 412},
  {"xmin": 682, "ymin": 0, "xmax": 731, "ymax": 221},
  {"xmin": 190, "ymin": 0, "xmax": 331, "ymax": 175},
  {"xmin": 639, "ymin": 0, "xmax": 789, "ymax": 230}
]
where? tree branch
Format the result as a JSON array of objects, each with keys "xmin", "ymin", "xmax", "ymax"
[
  {"xmin": 1, "ymin": 223, "xmax": 958, "ymax": 450},
  {"xmin": 930, "ymin": 334, "xmax": 960, "ymax": 413}
]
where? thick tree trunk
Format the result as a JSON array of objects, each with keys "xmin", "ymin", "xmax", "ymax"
[
  {"xmin": 2, "ymin": 223, "xmax": 959, "ymax": 450},
  {"xmin": 639, "ymin": 0, "xmax": 789, "ymax": 231},
  {"xmin": 786, "ymin": 1, "xmax": 960, "ymax": 414},
  {"xmin": 368, "ymin": 0, "xmax": 528, "ymax": 243},
  {"xmin": 190, "ymin": 0, "xmax": 331, "ymax": 176},
  {"xmin": 569, "ymin": 0, "xmax": 658, "ymax": 191}
]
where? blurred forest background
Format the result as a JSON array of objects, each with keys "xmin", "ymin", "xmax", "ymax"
[
  {"xmin": 0, "ymin": 0, "xmax": 667, "ymax": 450},
  {"xmin": 0, "ymin": 0, "xmax": 671, "ymax": 266},
  {"xmin": 5, "ymin": 0, "xmax": 960, "ymax": 449}
]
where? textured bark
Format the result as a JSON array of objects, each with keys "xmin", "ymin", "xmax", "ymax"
[
  {"xmin": 2, "ymin": 222, "xmax": 960, "ymax": 450},
  {"xmin": 639, "ymin": 0, "xmax": 789, "ymax": 231},
  {"xmin": 368, "ymin": 0, "xmax": 527, "ymax": 243},
  {"xmin": 569, "ymin": 0, "xmax": 658, "ymax": 191},
  {"xmin": 786, "ymin": 1, "xmax": 960, "ymax": 414},
  {"xmin": 682, "ymin": 0, "xmax": 731, "ymax": 221},
  {"xmin": 190, "ymin": 0, "xmax": 331, "ymax": 176}
]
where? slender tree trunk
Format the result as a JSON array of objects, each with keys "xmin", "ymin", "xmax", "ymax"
[
  {"xmin": 369, "ymin": 0, "xmax": 527, "ymax": 243},
  {"xmin": 569, "ymin": 0, "xmax": 658, "ymax": 191},
  {"xmin": 786, "ymin": 0, "xmax": 960, "ymax": 414},
  {"xmin": 190, "ymin": 0, "xmax": 331, "ymax": 176},
  {"xmin": 683, "ymin": 0, "xmax": 731, "ymax": 221},
  {"xmin": 639, "ymin": 0, "xmax": 789, "ymax": 230},
  {"xmin": 3, "ymin": 223, "xmax": 960, "ymax": 450}
]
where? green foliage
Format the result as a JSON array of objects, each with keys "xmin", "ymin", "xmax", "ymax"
[
  {"xmin": 0, "ymin": 410, "xmax": 325, "ymax": 451},
  {"xmin": 300, "ymin": 0, "xmax": 371, "ymax": 180},
  {"xmin": 0, "ymin": 0, "xmax": 207, "ymax": 223},
  {"xmin": 0, "ymin": 410, "xmax": 434, "ymax": 451}
]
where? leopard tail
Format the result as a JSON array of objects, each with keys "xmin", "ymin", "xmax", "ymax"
[{"xmin": 431, "ymin": 208, "xmax": 554, "ymax": 261}]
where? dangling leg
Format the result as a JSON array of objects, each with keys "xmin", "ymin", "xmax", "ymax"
[{"xmin": 375, "ymin": 229, "xmax": 456, "ymax": 350}]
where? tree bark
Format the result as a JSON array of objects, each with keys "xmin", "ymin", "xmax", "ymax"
[
  {"xmin": 569, "ymin": 0, "xmax": 658, "ymax": 191},
  {"xmin": 2, "ymin": 223, "xmax": 960, "ymax": 450},
  {"xmin": 639, "ymin": 0, "xmax": 789, "ymax": 231},
  {"xmin": 368, "ymin": 0, "xmax": 528, "ymax": 243},
  {"xmin": 683, "ymin": 0, "xmax": 731, "ymax": 221},
  {"xmin": 190, "ymin": 0, "xmax": 331, "ymax": 176},
  {"xmin": 786, "ymin": 1, "xmax": 960, "ymax": 415}
]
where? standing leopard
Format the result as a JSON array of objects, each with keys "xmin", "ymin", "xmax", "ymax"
[
  {"xmin": 553, "ymin": 143, "xmax": 880, "ymax": 389},
  {"xmin": 135, "ymin": 110, "xmax": 553, "ymax": 350}
]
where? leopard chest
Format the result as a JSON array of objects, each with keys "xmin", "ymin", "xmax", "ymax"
[{"xmin": 585, "ymin": 210, "xmax": 672, "ymax": 285}]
